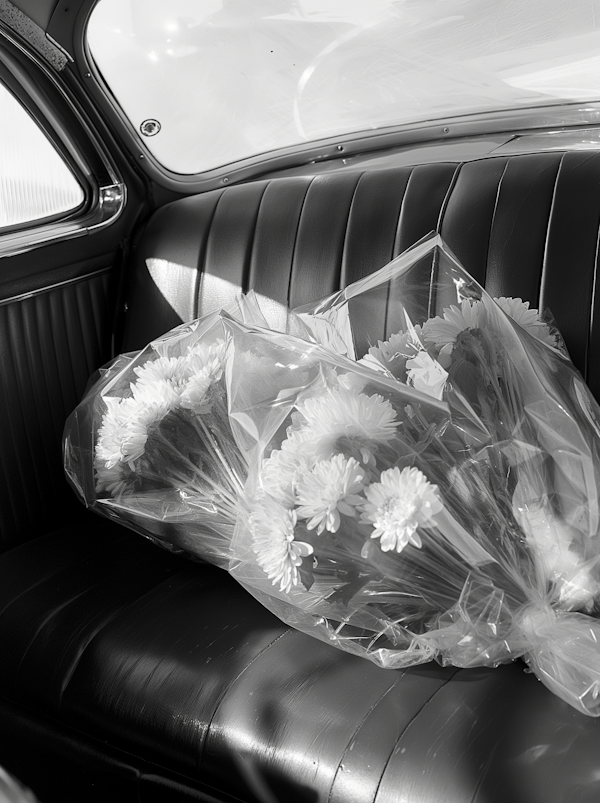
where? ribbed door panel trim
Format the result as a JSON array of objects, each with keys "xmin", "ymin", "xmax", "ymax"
[{"xmin": 0, "ymin": 267, "xmax": 113, "ymax": 550}]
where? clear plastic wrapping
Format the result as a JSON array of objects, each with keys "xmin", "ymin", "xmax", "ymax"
[{"xmin": 64, "ymin": 235, "xmax": 600, "ymax": 716}]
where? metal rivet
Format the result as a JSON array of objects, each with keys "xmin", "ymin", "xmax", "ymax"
[
  {"xmin": 222, "ymin": 177, "xmax": 229, "ymax": 184},
  {"xmin": 443, "ymin": 127, "xmax": 450, "ymax": 134},
  {"xmin": 337, "ymin": 145, "xmax": 344, "ymax": 151}
]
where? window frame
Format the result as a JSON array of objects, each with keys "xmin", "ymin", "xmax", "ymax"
[
  {"xmin": 73, "ymin": 0, "xmax": 600, "ymax": 195},
  {"xmin": 0, "ymin": 21, "xmax": 126, "ymax": 258}
]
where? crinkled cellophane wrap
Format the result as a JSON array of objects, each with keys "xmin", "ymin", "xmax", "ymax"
[{"xmin": 64, "ymin": 234, "xmax": 600, "ymax": 716}]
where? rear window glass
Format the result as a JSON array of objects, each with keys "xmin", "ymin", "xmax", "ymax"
[{"xmin": 87, "ymin": 0, "xmax": 600, "ymax": 175}]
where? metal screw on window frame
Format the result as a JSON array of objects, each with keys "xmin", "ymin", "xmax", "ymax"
[{"xmin": 140, "ymin": 119, "xmax": 161, "ymax": 137}]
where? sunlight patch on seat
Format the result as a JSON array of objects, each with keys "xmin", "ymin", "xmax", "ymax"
[{"xmin": 146, "ymin": 257, "xmax": 199, "ymax": 321}]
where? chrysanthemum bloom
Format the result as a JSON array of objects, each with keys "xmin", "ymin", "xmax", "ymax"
[
  {"xmin": 362, "ymin": 466, "xmax": 443, "ymax": 552},
  {"xmin": 405, "ymin": 350, "xmax": 448, "ymax": 400},
  {"xmin": 94, "ymin": 455, "xmax": 129, "ymax": 496},
  {"xmin": 186, "ymin": 339, "xmax": 226, "ymax": 378},
  {"xmin": 294, "ymin": 388, "xmax": 398, "ymax": 465},
  {"xmin": 259, "ymin": 447, "xmax": 312, "ymax": 507},
  {"xmin": 494, "ymin": 297, "xmax": 556, "ymax": 347},
  {"xmin": 96, "ymin": 396, "xmax": 154, "ymax": 468},
  {"xmin": 295, "ymin": 454, "xmax": 365, "ymax": 534},
  {"xmin": 132, "ymin": 355, "xmax": 189, "ymax": 399},
  {"xmin": 372, "ymin": 326, "xmax": 423, "ymax": 362},
  {"xmin": 251, "ymin": 495, "xmax": 313, "ymax": 593},
  {"xmin": 422, "ymin": 299, "xmax": 487, "ymax": 348},
  {"xmin": 362, "ymin": 328, "xmax": 421, "ymax": 383},
  {"xmin": 179, "ymin": 366, "xmax": 215, "ymax": 413},
  {"xmin": 96, "ymin": 393, "xmax": 176, "ymax": 469}
]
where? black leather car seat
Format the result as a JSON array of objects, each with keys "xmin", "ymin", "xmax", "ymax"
[{"xmin": 2, "ymin": 151, "xmax": 600, "ymax": 803}]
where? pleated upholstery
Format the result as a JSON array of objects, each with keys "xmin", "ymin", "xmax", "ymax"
[
  {"xmin": 122, "ymin": 152, "xmax": 600, "ymax": 391},
  {"xmin": 122, "ymin": 164, "xmax": 459, "ymax": 351},
  {"xmin": 0, "ymin": 266, "xmax": 113, "ymax": 552},
  {"xmin": 4, "ymin": 150, "xmax": 600, "ymax": 802}
]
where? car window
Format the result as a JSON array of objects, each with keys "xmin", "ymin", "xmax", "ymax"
[
  {"xmin": 87, "ymin": 0, "xmax": 600, "ymax": 176},
  {"xmin": 0, "ymin": 81, "xmax": 84, "ymax": 230}
]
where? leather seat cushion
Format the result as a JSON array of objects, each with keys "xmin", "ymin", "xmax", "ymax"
[{"xmin": 1, "ymin": 520, "xmax": 599, "ymax": 803}]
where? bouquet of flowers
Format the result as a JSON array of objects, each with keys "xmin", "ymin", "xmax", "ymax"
[
  {"xmin": 295, "ymin": 234, "xmax": 600, "ymax": 613},
  {"xmin": 63, "ymin": 291, "xmax": 319, "ymax": 562},
  {"xmin": 63, "ymin": 235, "xmax": 600, "ymax": 716},
  {"xmin": 64, "ymin": 297, "xmax": 264, "ymax": 564}
]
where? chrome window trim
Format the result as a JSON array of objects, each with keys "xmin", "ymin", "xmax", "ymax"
[
  {"xmin": 490, "ymin": 129, "xmax": 600, "ymax": 155},
  {"xmin": 0, "ymin": 182, "xmax": 126, "ymax": 258},
  {"xmin": 0, "ymin": 21, "xmax": 126, "ymax": 258},
  {"xmin": 0, "ymin": 264, "xmax": 111, "ymax": 306}
]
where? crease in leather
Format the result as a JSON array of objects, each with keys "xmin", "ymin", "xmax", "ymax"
[
  {"xmin": 198, "ymin": 627, "xmax": 293, "ymax": 769},
  {"xmin": 286, "ymin": 176, "xmax": 315, "ymax": 309},
  {"xmin": 192, "ymin": 192, "xmax": 225, "ymax": 321},
  {"xmin": 369, "ymin": 666, "xmax": 463, "ymax": 803},
  {"xmin": 327, "ymin": 669, "xmax": 410, "ymax": 803}
]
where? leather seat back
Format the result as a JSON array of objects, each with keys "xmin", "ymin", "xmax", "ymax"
[{"xmin": 122, "ymin": 151, "xmax": 600, "ymax": 404}]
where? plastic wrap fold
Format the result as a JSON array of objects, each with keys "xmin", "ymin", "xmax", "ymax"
[{"xmin": 64, "ymin": 234, "xmax": 600, "ymax": 716}]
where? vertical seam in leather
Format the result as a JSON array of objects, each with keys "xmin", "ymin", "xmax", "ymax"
[
  {"xmin": 199, "ymin": 628, "xmax": 293, "ymax": 768},
  {"xmin": 287, "ymin": 175, "xmax": 318, "ymax": 307},
  {"xmin": 246, "ymin": 181, "xmax": 275, "ymax": 294},
  {"xmin": 194, "ymin": 190, "xmax": 226, "ymax": 319},
  {"xmin": 327, "ymin": 669, "xmax": 409, "ymax": 803},
  {"xmin": 369, "ymin": 667, "xmax": 462, "ymax": 803},
  {"xmin": 244, "ymin": 183, "xmax": 270, "ymax": 295},
  {"xmin": 539, "ymin": 152, "xmax": 565, "ymax": 321},
  {"xmin": 484, "ymin": 157, "xmax": 512, "ymax": 288},
  {"xmin": 339, "ymin": 171, "xmax": 368, "ymax": 289},
  {"xmin": 587, "ymin": 214, "xmax": 600, "ymax": 383},
  {"xmin": 392, "ymin": 166, "xmax": 414, "ymax": 256},
  {"xmin": 435, "ymin": 163, "xmax": 462, "ymax": 233}
]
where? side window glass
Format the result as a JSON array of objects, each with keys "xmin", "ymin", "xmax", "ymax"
[{"xmin": 0, "ymin": 81, "xmax": 84, "ymax": 230}]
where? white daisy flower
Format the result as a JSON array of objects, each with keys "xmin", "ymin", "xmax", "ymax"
[
  {"xmin": 250, "ymin": 495, "xmax": 313, "ymax": 594},
  {"xmin": 494, "ymin": 296, "xmax": 556, "ymax": 347},
  {"xmin": 362, "ymin": 466, "xmax": 443, "ymax": 553},
  {"xmin": 294, "ymin": 388, "xmax": 398, "ymax": 464},
  {"xmin": 422, "ymin": 299, "xmax": 487, "ymax": 348},
  {"xmin": 406, "ymin": 350, "xmax": 448, "ymax": 400},
  {"xmin": 295, "ymin": 454, "xmax": 365, "ymax": 534}
]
